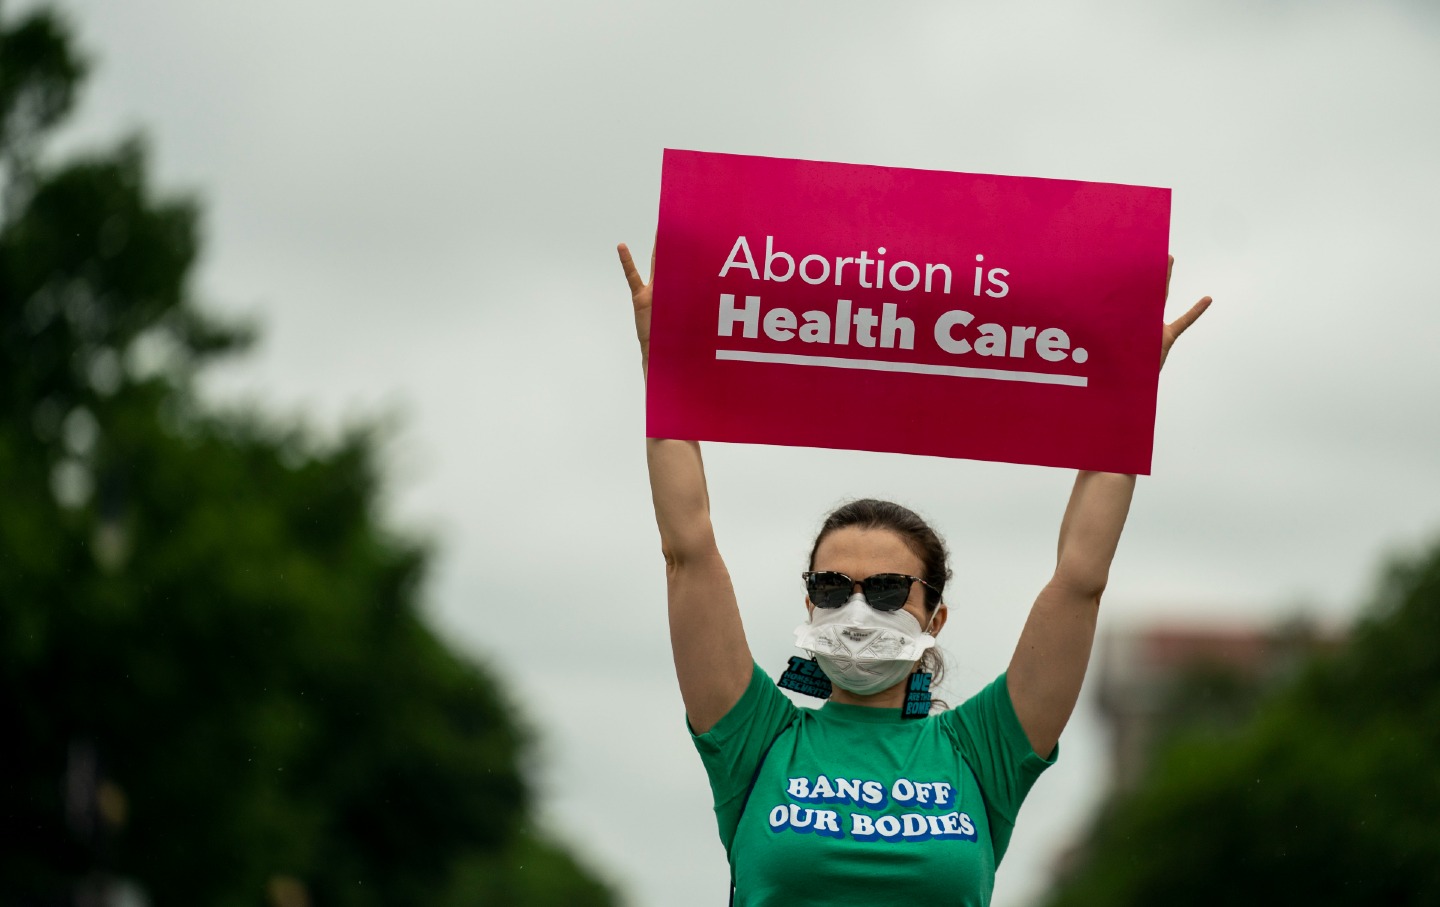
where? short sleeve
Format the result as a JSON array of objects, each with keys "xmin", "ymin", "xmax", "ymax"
[
  {"xmin": 689, "ymin": 663, "xmax": 799, "ymax": 851},
  {"xmin": 938, "ymin": 671, "xmax": 1057, "ymax": 865}
]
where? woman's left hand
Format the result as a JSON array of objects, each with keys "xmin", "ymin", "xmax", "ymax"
[{"xmin": 1161, "ymin": 254, "xmax": 1211, "ymax": 369}]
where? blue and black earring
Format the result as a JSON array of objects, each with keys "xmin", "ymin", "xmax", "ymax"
[
  {"xmin": 778, "ymin": 656, "xmax": 832, "ymax": 699},
  {"xmin": 901, "ymin": 670, "xmax": 932, "ymax": 719}
]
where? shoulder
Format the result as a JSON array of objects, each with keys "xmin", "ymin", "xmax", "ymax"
[
  {"xmin": 690, "ymin": 663, "xmax": 800, "ymax": 755},
  {"xmin": 938, "ymin": 672, "xmax": 1058, "ymax": 771}
]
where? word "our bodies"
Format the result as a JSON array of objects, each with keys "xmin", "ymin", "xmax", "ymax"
[
  {"xmin": 719, "ymin": 294, "xmax": 1088, "ymax": 364},
  {"xmin": 767, "ymin": 804, "xmax": 978, "ymax": 843}
]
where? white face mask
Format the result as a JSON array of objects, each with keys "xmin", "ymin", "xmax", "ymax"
[{"xmin": 793, "ymin": 593, "xmax": 937, "ymax": 696}]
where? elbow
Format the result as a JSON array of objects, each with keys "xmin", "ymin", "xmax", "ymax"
[
  {"xmin": 1049, "ymin": 565, "xmax": 1108, "ymax": 608},
  {"xmin": 661, "ymin": 541, "xmax": 689, "ymax": 575},
  {"xmin": 660, "ymin": 526, "xmax": 719, "ymax": 574},
  {"xmin": 661, "ymin": 541, "xmax": 687, "ymax": 574}
]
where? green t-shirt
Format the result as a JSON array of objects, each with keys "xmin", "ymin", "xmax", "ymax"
[{"xmin": 690, "ymin": 663, "xmax": 1056, "ymax": 906}]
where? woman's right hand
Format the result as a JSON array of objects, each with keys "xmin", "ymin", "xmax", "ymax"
[{"xmin": 617, "ymin": 241, "xmax": 653, "ymax": 370}]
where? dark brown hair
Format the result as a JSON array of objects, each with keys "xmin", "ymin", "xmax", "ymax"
[{"xmin": 808, "ymin": 498, "xmax": 953, "ymax": 608}]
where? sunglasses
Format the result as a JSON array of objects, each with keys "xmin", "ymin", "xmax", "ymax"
[{"xmin": 803, "ymin": 571, "xmax": 940, "ymax": 612}]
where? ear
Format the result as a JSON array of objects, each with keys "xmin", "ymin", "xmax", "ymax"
[{"xmin": 927, "ymin": 602, "xmax": 949, "ymax": 637}]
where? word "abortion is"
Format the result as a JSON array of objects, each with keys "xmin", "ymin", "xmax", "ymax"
[{"xmin": 719, "ymin": 235, "xmax": 1010, "ymax": 297}]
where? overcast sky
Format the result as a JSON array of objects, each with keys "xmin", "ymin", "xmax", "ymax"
[{"xmin": 30, "ymin": 0, "xmax": 1440, "ymax": 904}]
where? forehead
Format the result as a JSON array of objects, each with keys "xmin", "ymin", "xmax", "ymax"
[{"xmin": 812, "ymin": 526, "xmax": 924, "ymax": 577}]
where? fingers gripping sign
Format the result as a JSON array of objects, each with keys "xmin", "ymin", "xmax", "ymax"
[
  {"xmin": 1160, "ymin": 254, "xmax": 1212, "ymax": 369},
  {"xmin": 617, "ymin": 240, "xmax": 655, "ymax": 370}
]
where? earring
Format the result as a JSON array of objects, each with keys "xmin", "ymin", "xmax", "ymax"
[
  {"xmin": 901, "ymin": 670, "xmax": 932, "ymax": 719},
  {"xmin": 778, "ymin": 656, "xmax": 832, "ymax": 699}
]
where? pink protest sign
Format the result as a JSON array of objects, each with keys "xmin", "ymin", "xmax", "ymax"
[{"xmin": 646, "ymin": 149, "xmax": 1170, "ymax": 474}]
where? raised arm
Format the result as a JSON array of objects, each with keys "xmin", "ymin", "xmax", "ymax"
[
  {"xmin": 1007, "ymin": 257, "xmax": 1210, "ymax": 757},
  {"xmin": 619, "ymin": 242, "xmax": 754, "ymax": 734}
]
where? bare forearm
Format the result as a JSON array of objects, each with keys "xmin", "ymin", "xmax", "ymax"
[
  {"xmin": 646, "ymin": 436, "xmax": 716, "ymax": 564},
  {"xmin": 1053, "ymin": 470, "xmax": 1136, "ymax": 597}
]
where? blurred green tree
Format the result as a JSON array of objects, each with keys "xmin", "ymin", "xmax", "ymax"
[
  {"xmin": 1043, "ymin": 538, "xmax": 1440, "ymax": 906},
  {"xmin": 0, "ymin": 7, "xmax": 614, "ymax": 906}
]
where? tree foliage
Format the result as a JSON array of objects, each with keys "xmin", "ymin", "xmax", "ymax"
[
  {"xmin": 1044, "ymin": 538, "xmax": 1440, "ymax": 905},
  {"xmin": 0, "ymin": 7, "xmax": 614, "ymax": 905}
]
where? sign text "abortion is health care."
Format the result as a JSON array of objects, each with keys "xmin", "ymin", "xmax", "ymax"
[{"xmin": 646, "ymin": 150, "xmax": 1171, "ymax": 473}]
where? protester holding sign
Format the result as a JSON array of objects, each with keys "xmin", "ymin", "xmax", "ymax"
[{"xmin": 617, "ymin": 236, "xmax": 1207, "ymax": 905}]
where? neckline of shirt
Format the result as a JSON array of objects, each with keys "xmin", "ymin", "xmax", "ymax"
[{"xmin": 815, "ymin": 700, "xmax": 921, "ymax": 725}]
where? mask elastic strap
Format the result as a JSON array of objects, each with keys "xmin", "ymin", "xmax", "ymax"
[{"xmin": 921, "ymin": 601, "xmax": 943, "ymax": 634}]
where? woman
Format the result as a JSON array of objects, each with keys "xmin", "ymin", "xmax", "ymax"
[{"xmin": 618, "ymin": 240, "xmax": 1209, "ymax": 905}]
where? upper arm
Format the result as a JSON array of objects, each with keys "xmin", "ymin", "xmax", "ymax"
[
  {"xmin": 644, "ymin": 436, "xmax": 754, "ymax": 732},
  {"xmin": 1005, "ymin": 578, "xmax": 1100, "ymax": 759},
  {"xmin": 666, "ymin": 540, "xmax": 755, "ymax": 734}
]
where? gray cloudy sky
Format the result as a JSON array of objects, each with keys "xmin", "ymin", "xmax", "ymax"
[{"xmin": 33, "ymin": 0, "xmax": 1440, "ymax": 904}]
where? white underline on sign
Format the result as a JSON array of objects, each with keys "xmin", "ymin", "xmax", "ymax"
[{"xmin": 714, "ymin": 350, "xmax": 1088, "ymax": 387}]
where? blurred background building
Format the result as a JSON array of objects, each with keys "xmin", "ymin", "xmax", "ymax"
[{"xmin": 1097, "ymin": 619, "xmax": 1347, "ymax": 791}]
